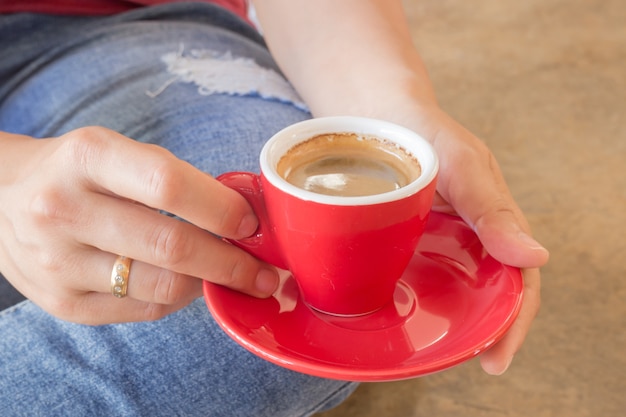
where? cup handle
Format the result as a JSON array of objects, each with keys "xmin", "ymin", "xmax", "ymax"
[{"xmin": 216, "ymin": 172, "xmax": 288, "ymax": 270}]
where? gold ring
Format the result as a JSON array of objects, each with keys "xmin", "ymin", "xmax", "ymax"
[{"xmin": 111, "ymin": 256, "xmax": 132, "ymax": 298}]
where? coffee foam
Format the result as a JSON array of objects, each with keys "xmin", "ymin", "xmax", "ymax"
[{"xmin": 277, "ymin": 133, "xmax": 422, "ymax": 197}]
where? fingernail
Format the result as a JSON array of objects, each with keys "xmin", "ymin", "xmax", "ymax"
[
  {"xmin": 238, "ymin": 213, "xmax": 258, "ymax": 237},
  {"xmin": 485, "ymin": 355, "xmax": 514, "ymax": 376},
  {"xmin": 498, "ymin": 355, "xmax": 514, "ymax": 375},
  {"xmin": 255, "ymin": 267, "xmax": 279, "ymax": 296},
  {"xmin": 517, "ymin": 231, "xmax": 548, "ymax": 253}
]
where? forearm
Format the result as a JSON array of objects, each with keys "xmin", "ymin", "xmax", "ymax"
[{"xmin": 253, "ymin": 0, "xmax": 438, "ymax": 123}]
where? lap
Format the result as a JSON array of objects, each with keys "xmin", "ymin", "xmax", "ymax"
[
  {"xmin": 0, "ymin": 299, "xmax": 356, "ymax": 416},
  {"xmin": 0, "ymin": 6, "xmax": 356, "ymax": 416}
]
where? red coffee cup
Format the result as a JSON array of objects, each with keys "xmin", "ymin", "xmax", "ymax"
[{"xmin": 218, "ymin": 116, "xmax": 438, "ymax": 316}]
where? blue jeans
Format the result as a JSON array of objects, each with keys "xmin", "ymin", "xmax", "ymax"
[{"xmin": 0, "ymin": 4, "xmax": 357, "ymax": 416}]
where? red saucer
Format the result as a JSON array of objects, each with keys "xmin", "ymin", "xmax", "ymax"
[{"xmin": 203, "ymin": 212, "xmax": 523, "ymax": 381}]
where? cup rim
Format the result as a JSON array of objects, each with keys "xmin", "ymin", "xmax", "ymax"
[{"xmin": 260, "ymin": 116, "xmax": 439, "ymax": 206}]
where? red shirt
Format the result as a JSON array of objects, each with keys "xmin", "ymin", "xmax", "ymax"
[{"xmin": 0, "ymin": 0, "xmax": 248, "ymax": 20}]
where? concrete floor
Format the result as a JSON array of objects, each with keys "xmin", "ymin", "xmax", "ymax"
[{"xmin": 317, "ymin": 0, "xmax": 625, "ymax": 416}]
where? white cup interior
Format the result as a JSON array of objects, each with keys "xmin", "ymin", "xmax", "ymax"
[{"xmin": 260, "ymin": 116, "xmax": 439, "ymax": 206}]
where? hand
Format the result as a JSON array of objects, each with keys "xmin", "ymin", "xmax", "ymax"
[
  {"xmin": 0, "ymin": 127, "xmax": 279, "ymax": 324},
  {"xmin": 254, "ymin": 0, "xmax": 547, "ymax": 375},
  {"xmin": 408, "ymin": 106, "xmax": 549, "ymax": 375}
]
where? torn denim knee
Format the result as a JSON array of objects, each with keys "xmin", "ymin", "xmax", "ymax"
[{"xmin": 147, "ymin": 45, "xmax": 308, "ymax": 111}]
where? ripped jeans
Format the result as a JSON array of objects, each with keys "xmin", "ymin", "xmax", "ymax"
[{"xmin": 0, "ymin": 4, "xmax": 357, "ymax": 416}]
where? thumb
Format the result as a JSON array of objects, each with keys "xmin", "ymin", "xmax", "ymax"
[{"xmin": 472, "ymin": 208, "xmax": 549, "ymax": 268}]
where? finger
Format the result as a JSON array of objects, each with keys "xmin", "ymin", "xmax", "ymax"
[
  {"xmin": 479, "ymin": 267, "xmax": 541, "ymax": 375},
  {"xmin": 66, "ymin": 192, "xmax": 278, "ymax": 298},
  {"xmin": 433, "ymin": 133, "xmax": 549, "ymax": 268},
  {"xmin": 60, "ymin": 127, "xmax": 258, "ymax": 239},
  {"xmin": 85, "ymin": 251, "xmax": 202, "ymax": 304},
  {"xmin": 472, "ymin": 206, "xmax": 550, "ymax": 268},
  {"xmin": 16, "ymin": 265, "xmax": 193, "ymax": 325},
  {"xmin": 68, "ymin": 292, "xmax": 190, "ymax": 325}
]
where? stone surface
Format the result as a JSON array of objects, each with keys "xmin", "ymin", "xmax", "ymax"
[{"xmin": 317, "ymin": 0, "xmax": 625, "ymax": 416}]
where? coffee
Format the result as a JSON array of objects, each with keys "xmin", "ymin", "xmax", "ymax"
[{"xmin": 277, "ymin": 133, "xmax": 421, "ymax": 197}]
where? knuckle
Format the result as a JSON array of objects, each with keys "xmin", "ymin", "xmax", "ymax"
[
  {"xmin": 151, "ymin": 224, "xmax": 192, "ymax": 267},
  {"xmin": 140, "ymin": 303, "xmax": 170, "ymax": 322},
  {"xmin": 59, "ymin": 127, "xmax": 109, "ymax": 168},
  {"xmin": 210, "ymin": 187, "xmax": 254, "ymax": 237},
  {"xmin": 488, "ymin": 200, "xmax": 517, "ymax": 217},
  {"xmin": 215, "ymin": 251, "xmax": 256, "ymax": 290},
  {"xmin": 29, "ymin": 188, "xmax": 72, "ymax": 224},
  {"xmin": 474, "ymin": 202, "xmax": 518, "ymax": 231},
  {"xmin": 34, "ymin": 249, "xmax": 65, "ymax": 276},
  {"xmin": 151, "ymin": 269, "xmax": 181, "ymax": 305},
  {"xmin": 142, "ymin": 156, "xmax": 185, "ymax": 209},
  {"xmin": 216, "ymin": 200, "xmax": 245, "ymax": 236}
]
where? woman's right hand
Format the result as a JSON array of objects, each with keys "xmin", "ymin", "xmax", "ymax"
[{"xmin": 0, "ymin": 127, "xmax": 279, "ymax": 324}]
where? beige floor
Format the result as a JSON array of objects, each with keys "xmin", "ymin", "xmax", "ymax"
[{"xmin": 317, "ymin": 0, "xmax": 625, "ymax": 416}]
